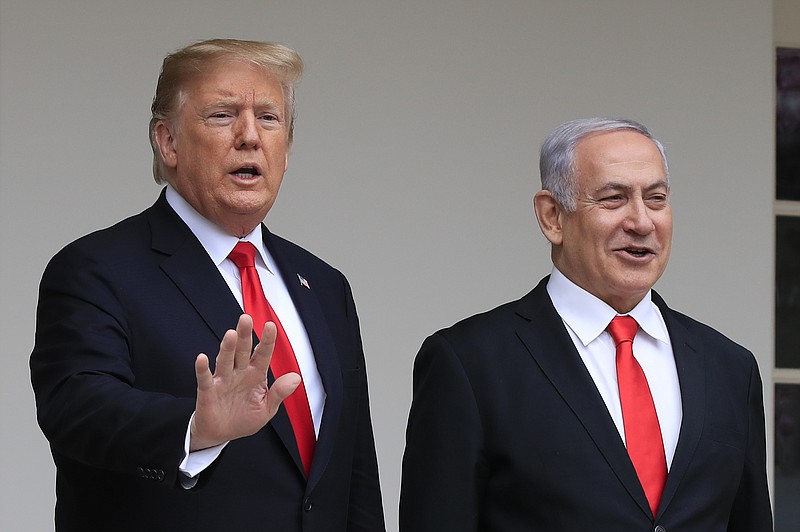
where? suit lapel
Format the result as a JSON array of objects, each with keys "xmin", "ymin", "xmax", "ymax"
[
  {"xmin": 147, "ymin": 193, "xmax": 242, "ymax": 342},
  {"xmin": 651, "ymin": 293, "xmax": 705, "ymax": 518},
  {"xmin": 515, "ymin": 279, "xmax": 653, "ymax": 519},
  {"xmin": 263, "ymin": 228, "xmax": 343, "ymax": 487},
  {"xmin": 147, "ymin": 193, "xmax": 339, "ymax": 483}
]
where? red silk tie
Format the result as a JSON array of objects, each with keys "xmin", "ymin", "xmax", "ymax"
[
  {"xmin": 608, "ymin": 315, "xmax": 667, "ymax": 517},
  {"xmin": 228, "ymin": 241, "xmax": 316, "ymax": 475}
]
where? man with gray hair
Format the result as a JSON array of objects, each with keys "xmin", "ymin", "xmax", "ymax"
[
  {"xmin": 400, "ymin": 118, "xmax": 773, "ymax": 531},
  {"xmin": 31, "ymin": 39, "xmax": 385, "ymax": 531}
]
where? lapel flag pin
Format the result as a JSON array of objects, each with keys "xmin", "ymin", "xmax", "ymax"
[{"xmin": 298, "ymin": 274, "xmax": 310, "ymax": 289}]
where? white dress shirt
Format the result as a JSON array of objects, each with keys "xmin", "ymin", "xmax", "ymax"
[
  {"xmin": 546, "ymin": 267, "xmax": 682, "ymax": 468},
  {"xmin": 165, "ymin": 186, "xmax": 326, "ymax": 482}
]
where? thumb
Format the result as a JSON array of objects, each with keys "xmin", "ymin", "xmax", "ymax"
[{"xmin": 266, "ymin": 373, "xmax": 302, "ymax": 416}]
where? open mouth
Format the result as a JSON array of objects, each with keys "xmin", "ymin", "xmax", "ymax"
[
  {"xmin": 622, "ymin": 247, "xmax": 652, "ymax": 258},
  {"xmin": 232, "ymin": 166, "xmax": 261, "ymax": 179}
]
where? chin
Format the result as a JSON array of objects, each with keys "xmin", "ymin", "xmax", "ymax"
[
  {"xmin": 618, "ymin": 283, "xmax": 658, "ymax": 303},
  {"xmin": 225, "ymin": 194, "xmax": 273, "ymax": 213}
]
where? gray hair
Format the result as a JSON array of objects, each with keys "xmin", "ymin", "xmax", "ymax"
[
  {"xmin": 539, "ymin": 118, "xmax": 669, "ymax": 211},
  {"xmin": 149, "ymin": 39, "xmax": 303, "ymax": 184}
]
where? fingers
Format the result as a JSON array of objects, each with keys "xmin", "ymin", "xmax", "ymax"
[
  {"xmin": 213, "ymin": 315, "xmax": 254, "ymax": 376},
  {"xmin": 213, "ymin": 328, "xmax": 239, "ymax": 377},
  {"xmin": 208, "ymin": 315, "xmax": 277, "ymax": 379},
  {"xmin": 233, "ymin": 314, "xmax": 254, "ymax": 369},
  {"xmin": 195, "ymin": 353, "xmax": 212, "ymax": 390},
  {"xmin": 251, "ymin": 321, "xmax": 278, "ymax": 374}
]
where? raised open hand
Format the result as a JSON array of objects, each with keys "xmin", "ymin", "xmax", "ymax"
[{"xmin": 190, "ymin": 314, "xmax": 301, "ymax": 451}]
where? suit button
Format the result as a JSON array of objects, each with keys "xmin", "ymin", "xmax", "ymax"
[
  {"xmin": 303, "ymin": 497, "xmax": 313, "ymax": 512},
  {"xmin": 137, "ymin": 467, "xmax": 145, "ymax": 478},
  {"xmin": 156, "ymin": 469, "xmax": 165, "ymax": 482},
  {"xmin": 654, "ymin": 526, "xmax": 666, "ymax": 532}
]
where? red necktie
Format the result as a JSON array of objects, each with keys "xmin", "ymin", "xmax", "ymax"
[
  {"xmin": 228, "ymin": 241, "xmax": 316, "ymax": 475},
  {"xmin": 608, "ymin": 315, "xmax": 667, "ymax": 517}
]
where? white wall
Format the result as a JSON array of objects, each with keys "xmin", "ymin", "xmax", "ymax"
[{"xmin": 0, "ymin": 1, "xmax": 774, "ymax": 530}]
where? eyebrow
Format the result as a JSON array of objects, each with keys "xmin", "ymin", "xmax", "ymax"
[
  {"xmin": 204, "ymin": 94, "xmax": 283, "ymax": 112},
  {"xmin": 595, "ymin": 180, "xmax": 670, "ymax": 194}
]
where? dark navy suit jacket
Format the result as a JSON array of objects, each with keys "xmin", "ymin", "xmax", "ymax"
[
  {"xmin": 31, "ymin": 191, "xmax": 385, "ymax": 531},
  {"xmin": 400, "ymin": 277, "xmax": 773, "ymax": 531}
]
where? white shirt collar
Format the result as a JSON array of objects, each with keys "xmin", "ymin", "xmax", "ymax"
[
  {"xmin": 164, "ymin": 185, "xmax": 276, "ymax": 274},
  {"xmin": 546, "ymin": 267, "xmax": 669, "ymax": 346}
]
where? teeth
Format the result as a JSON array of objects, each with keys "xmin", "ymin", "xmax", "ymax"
[{"xmin": 233, "ymin": 167, "xmax": 258, "ymax": 179}]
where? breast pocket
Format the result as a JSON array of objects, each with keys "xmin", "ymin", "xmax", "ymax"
[{"xmin": 708, "ymin": 422, "xmax": 746, "ymax": 451}]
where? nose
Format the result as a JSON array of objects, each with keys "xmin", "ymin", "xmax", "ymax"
[
  {"xmin": 622, "ymin": 197, "xmax": 655, "ymax": 235},
  {"xmin": 235, "ymin": 113, "xmax": 260, "ymax": 150}
]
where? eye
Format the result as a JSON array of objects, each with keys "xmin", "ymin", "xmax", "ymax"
[
  {"xmin": 646, "ymin": 193, "xmax": 669, "ymax": 209},
  {"xmin": 599, "ymin": 194, "xmax": 626, "ymax": 207},
  {"xmin": 205, "ymin": 111, "xmax": 234, "ymax": 124}
]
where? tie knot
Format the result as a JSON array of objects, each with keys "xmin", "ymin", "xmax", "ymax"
[
  {"xmin": 608, "ymin": 315, "xmax": 639, "ymax": 346},
  {"xmin": 228, "ymin": 241, "xmax": 257, "ymax": 269}
]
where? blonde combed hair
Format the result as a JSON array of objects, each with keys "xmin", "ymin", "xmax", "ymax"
[{"xmin": 149, "ymin": 39, "xmax": 303, "ymax": 184}]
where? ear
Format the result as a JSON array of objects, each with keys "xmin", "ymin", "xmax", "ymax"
[
  {"xmin": 533, "ymin": 190, "xmax": 564, "ymax": 246},
  {"xmin": 154, "ymin": 120, "xmax": 178, "ymax": 170}
]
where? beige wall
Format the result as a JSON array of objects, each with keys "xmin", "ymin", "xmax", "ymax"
[
  {"xmin": 775, "ymin": 0, "xmax": 800, "ymax": 45},
  {"xmin": 0, "ymin": 1, "xmax": 775, "ymax": 530}
]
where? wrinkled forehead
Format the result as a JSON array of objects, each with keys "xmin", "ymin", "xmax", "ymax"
[
  {"xmin": 170, "ymin": 59, "xmax": 290, "ymax": 122},
  {"xmin": 576, "ymin": 131, "xmax": 666, "ymax": 177}
]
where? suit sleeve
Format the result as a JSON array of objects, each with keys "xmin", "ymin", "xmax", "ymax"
[
  {"xmin": 340, "ymin": 276, "xmax": 387, "ymax": 532},
  {"xmin": 727, "ymin": 358, "xmax": 774, "ymax": 532},
  {"xmin": 346, "ymin": 374, "xmax": 386, "ymax": 532},
  {"xmin": 400, "ymin": 333, "xmax": 485, "ymax": 532},
  {"xmin": 29, "ymin": 243, "xmax": 194, "ymax": 485}
]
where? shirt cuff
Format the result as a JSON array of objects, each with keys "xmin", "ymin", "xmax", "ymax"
[{"xmin": 177, "ymin": 412, "xmax": 228, "ymax": 489}]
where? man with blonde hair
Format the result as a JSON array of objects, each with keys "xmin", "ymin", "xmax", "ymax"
[{"xmin": 31, "ymin": 39, "xmax": 386, "ymax": 532}]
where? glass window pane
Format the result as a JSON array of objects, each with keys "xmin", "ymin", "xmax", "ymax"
[
  {"xmin": 777, "ymin": 47, "xmax": 800, "ymax": 201},
  {"xmin": 776, "ymin": 216, "xmax": 800, "ymax": 369},
  {"xmin": 775, "ymin": 383, "xmax": 800, "ymax": 531}
]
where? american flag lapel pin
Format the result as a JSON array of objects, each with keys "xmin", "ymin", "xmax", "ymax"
[{"xmin": 297, "ymin": 274, "xmax": 310, "ymax": 289}]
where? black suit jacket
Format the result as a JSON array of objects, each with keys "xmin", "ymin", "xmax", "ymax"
[
  {"xmin": 31, "ymin": 191, "xmax": 385, "ymax": 531},
  {"xmin": 400, "ymin": 277, "xmax": 772, "ymax": 531}
]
